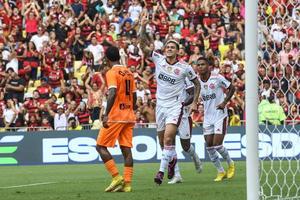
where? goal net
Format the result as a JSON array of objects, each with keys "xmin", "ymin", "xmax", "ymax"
[
  {"xmin": 259, "ymin": 125, "xmax": 300, "ymax": 200},
  {"xmin": 257, "ymin": 0, "xmax": 300, "ymax": 199}
]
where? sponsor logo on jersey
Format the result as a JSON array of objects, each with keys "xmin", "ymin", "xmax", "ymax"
[
  {"xmin": 202, "ymin": 93, "xmax": 216, "ymax": 101},
  {"xmin": 209, "ymin": 83, "xmax": 215, "ymax": 89},
  {"xmin": 158, "ymin": 73, "xmax": 176, "ymax": 84},
  {"xmin": 174, "ymin": 68, "xmax": 180, "ymax": 75}
]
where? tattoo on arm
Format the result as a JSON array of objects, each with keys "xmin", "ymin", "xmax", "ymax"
[{"xmin": 191, "ymin": 78, "xmax": 201, "ymax": 104}]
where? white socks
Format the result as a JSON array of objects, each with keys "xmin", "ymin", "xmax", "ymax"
[
  {"xmin": 159, "ymin": 145, "xmax": 176, "ymax": 172},
  {"xmin": 206, "ymin": 146, "xmax": 225, "ymax": 173},
  {"xmin": 174, "ymin": 163, "xmax": 181, "ymax": 177},
  {"xmin": 215, "ymin": 145, "xmax": 233, "ymax": 166}
]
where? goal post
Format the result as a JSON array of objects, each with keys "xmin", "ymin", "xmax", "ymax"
[
  {"xmin": 245, "ymin": 0, "xmax": 260, "ymax": 200},
  {"xmin": 246, "ymin": 0, "xmax": 300, "ymax": 199}
]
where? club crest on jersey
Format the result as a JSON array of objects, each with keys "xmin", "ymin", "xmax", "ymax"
[
  {"xmin": 209, "ymin": 83, "xmax": 215, "ymax": 89},
  {"xmin": 174, "ymin": 68, "xmax": 180, "ymax": 75}
]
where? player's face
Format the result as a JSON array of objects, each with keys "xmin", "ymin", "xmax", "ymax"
[
  {"xmin": 197, "ymin": 60, "xmax": 209, "ymax": 75},
  {"xmin": 164, "ymin": 43, "xmax": 178, "ymax": 58}
]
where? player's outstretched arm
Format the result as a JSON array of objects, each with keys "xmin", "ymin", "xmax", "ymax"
[{"xmin": 139, "ymin": 15, "xmax": 153, "ymax": 58}]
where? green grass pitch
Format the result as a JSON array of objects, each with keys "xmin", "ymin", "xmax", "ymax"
[
  {"xmin": 0, "ymin": 161, "xmax": 247, "ymax": 200},
  {"xmin": 2, "ymin": 161, "xmax": 299, "ymax": 200}
]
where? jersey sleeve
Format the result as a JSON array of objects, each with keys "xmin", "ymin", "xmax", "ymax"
[
  {"xmin": 106, "ymin": 70, "xmax": 117, "ymax": 89},
  {"xmin": 185, "ymin": 65, "xmax": 197, "ymax": 81},
  {"xmin": 218, "ymin": 74, "xmax": 231, "ymax": 89},
  {"xmin": 151, "ymin": 51, "xmax": 164, "ymax": 65}
]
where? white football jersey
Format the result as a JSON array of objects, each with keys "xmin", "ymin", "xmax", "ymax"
[
  {"xmin": 199, "ymin": 72, "xmax": 231, "ymax": 123},
  {"xmin": 152, "ymin": 51, "xmax": 197, "ymax": 107}
]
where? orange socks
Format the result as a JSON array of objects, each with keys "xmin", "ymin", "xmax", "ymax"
[
  {"xmin": 124, "ymin": 166, "xmax": 133, "ymax": 184},
  {"xmin": 104, "ymin": 159, "xmax": 119, "ymax": 177},
  {"xmin": 104, "ymin": 159, "xmax": 133, "ymax": 183}
]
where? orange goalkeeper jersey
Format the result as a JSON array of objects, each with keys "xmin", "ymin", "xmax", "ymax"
[{"xmin": 106, "ymin": 65, "xmax": 136, "ymax": 122}]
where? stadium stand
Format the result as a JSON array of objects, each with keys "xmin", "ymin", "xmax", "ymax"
[{"xmin": 0, "ymin": 0, "xmax": 299, "ymax": 131}]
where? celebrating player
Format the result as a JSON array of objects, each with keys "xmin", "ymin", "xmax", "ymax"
[
  {"xmin": 164, "ymin": 79, "xmax": 203, "ymax": 184},
  {"xmin": 196, "ymin": 57, "xmax": 235, "ymax": 182},
  {"xmin": 140, "ymin": 16, "xmax": 201, "ymax": 185},
  {"xmin": 96, "ymin": 46, "xmax": 137, "ymax": 192}
]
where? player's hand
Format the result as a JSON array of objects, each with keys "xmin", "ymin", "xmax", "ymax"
[
  {"xmin": 102, "ymin": 115, "xmax": 109, "ymax": 128},
  {"xmin": 190, "ymin": 102, "xmax": 198, "ymax": 112},
  {"xmin": 216, "ymin": 102, "xmax": 226, "ymax": 110},
  {"xmin": 141, "ymin": 16, "xmax": 148, "ymax": 27}
]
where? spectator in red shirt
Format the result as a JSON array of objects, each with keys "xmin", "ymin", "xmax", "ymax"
[
  {"xmin": 47, "ymin": 61, "xmax": 64, "ymax": 93},
  {"xmin": 24, "ymin": 2, "xmax": 40, "ymax": 39},
  {"xmin": 10, "ymin": 7, "xmax": 23, "ymax": 30},
  {"xmin": 37, "ymin": 77, "xmax": 52, "ymax": 104}
]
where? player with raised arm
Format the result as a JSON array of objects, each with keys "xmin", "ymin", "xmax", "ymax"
[
  {"xmin": 139, "ymin": 16, "xmax": 201, "ymax": 185},
  {"xmin": 96, "ymin": 46, "xmax": 137, "ymax": 192},
  {"xmin": 196, "ymin": 57, "xmax": 236, "ymax": 182}
]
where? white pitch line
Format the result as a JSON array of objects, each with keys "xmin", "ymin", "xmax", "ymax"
[{"xmin": 0, "ymin": 182, "xmax": 57, "ymax": 189}]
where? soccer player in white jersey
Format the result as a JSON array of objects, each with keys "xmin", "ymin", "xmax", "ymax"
[
  {"xmin": 169, "ymin": 79, "xmax": 203, "ymax": 184},
  {"xmin": 196, "ymin": 57, "xmax": 236, "ymax": 182},
  {"xmin": 139, "ymin": 16, "xmax": 201, "ymax": 185}
]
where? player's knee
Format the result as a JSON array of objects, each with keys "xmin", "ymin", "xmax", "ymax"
[
  {"xmin": 180, "ymin": 139, "xmax": 190, "ymax": 152},
  {"xmin": 96, "ymin": 145, "xmax": 101, "ymax": 154},
  {"xmin": 212, "ymin": 141, "xmax": 222, "ymax": 147},
  {"xmin": 206, "ymin": 143, "xmax": 214, "ymax": 148},
  {"xmin": 182, "ymin": 144, "xmax": 190, "ymax": 152},
  {"xmin": 96, "ymin": 145, "xmax": 107, "ymax": 154},
  {"xmin": 164, "ymin": 137, "xmax": 173, "ymax": 146}
]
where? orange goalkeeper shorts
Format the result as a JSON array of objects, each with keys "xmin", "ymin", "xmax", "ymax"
[{"xmin": 96, "ymin": 123, "xmax": 134, "ymax": 148}]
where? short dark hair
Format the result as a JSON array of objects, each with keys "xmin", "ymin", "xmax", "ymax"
[
  {"xmin": 263, "ymin": 79, "xmax": 270, "ymax": 84},
  {"xmin": 105, "ymin": 46, "xmax": 120, "ymax": 62},
  {"xmin": 165, "ymin": 39, "xmax": 180, "ymax": 50},
  {"xmin": 268, "ymin": 91, "xmax": 275, "ymax": 102},
  {"xmin": 197, "ymin": 56, "xmax": 214, "ymax": 66},
  {"xmin": 197, "ymin": 56, "xmax": 210, "ymax": 65},
  {"xmin": 68, "ymin": 117, "xmax": 76, "ymax": 123}
]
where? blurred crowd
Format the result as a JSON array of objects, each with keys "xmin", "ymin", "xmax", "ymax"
[{"xmin": 0, "ymin": 0, "xmax": 298, "ymax": 131}]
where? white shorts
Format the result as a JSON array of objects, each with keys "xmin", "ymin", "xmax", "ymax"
[
  {"xmin": 203, "ymin": 117, "xmax": 228, "ymax": 135},
  {"xmin": 177, "ymin": 116, "xmax": 192, "ymax": 139},
  {"xmin": 156, "ymin": 104, "xmax": 184, "ymax": 132}
]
